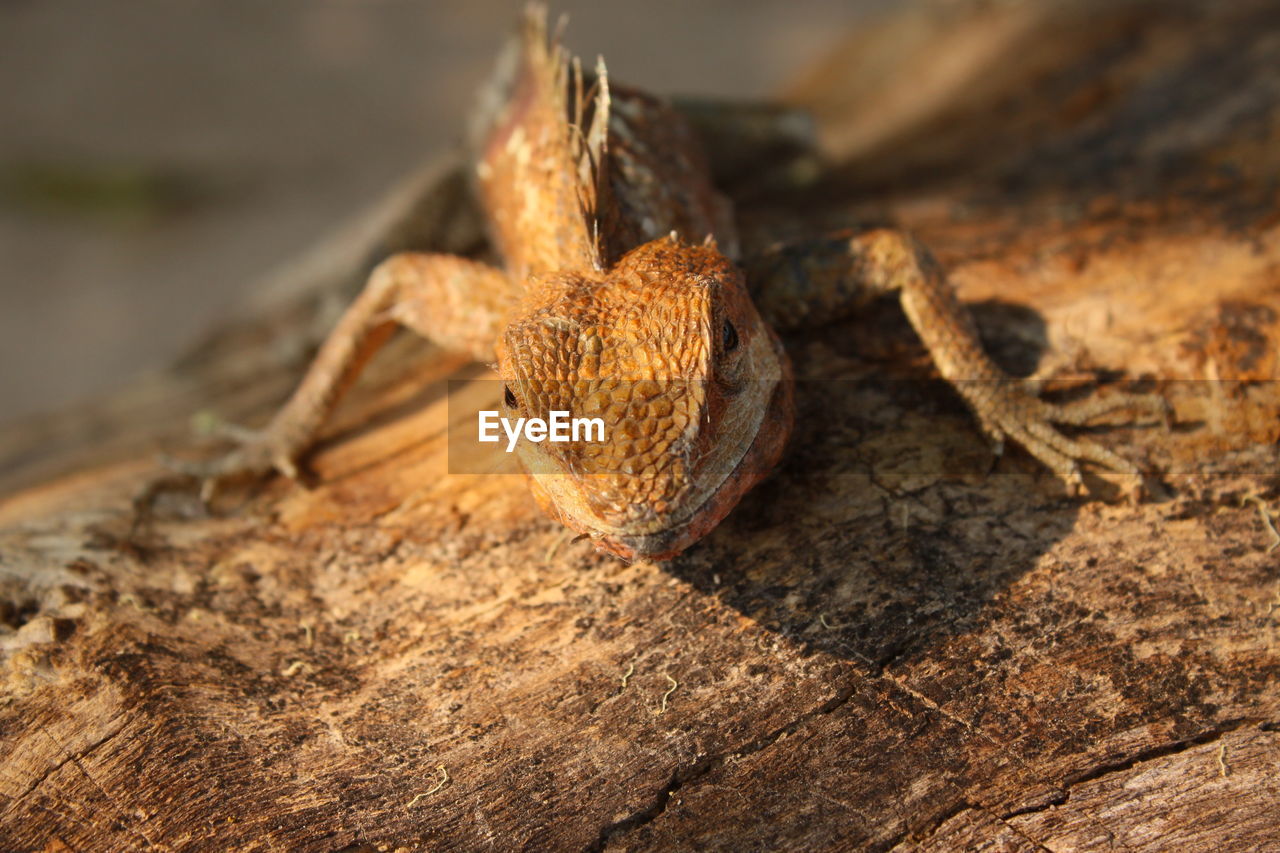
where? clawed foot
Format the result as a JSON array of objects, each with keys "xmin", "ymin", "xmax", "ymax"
[
  {"xmin": 970, "ymin": 383, "xmax": 1172, "ymax": 498},
  {"xmin": 163, "ymin": 417, "xmax": 305, "ymax": 504}
]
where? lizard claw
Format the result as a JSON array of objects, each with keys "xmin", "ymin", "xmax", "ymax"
[
  {"xmin": 1061, "ymin": 463, "xmax": 1087, "ymax": 499},
  {"xmin": 967, "ymin": 382, "xmax": 1167, "ymax": 498},
  {"xmin": 162, "ymin": 425, "xmax": 304, "ymax": 506}
]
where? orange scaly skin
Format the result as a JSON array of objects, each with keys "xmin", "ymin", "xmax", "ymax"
[
  {"xmin": 182, "ymin": 8, "xmax": 1165, "ymax": 560},
  {"xmin": 498, "ymin": 238, "xmax": 792, "ymax": 559}
]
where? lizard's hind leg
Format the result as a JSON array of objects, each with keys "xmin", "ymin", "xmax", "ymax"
[
  {"xmin": 746, "ymin": 228, "xmax": 1169, "ymax": 494},
  {"xmin": 172, "ymin": 252, "xmax": 515, "ymax": 500}
]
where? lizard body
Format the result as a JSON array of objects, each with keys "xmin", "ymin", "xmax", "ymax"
[{"xmin": 185, "ymin": 8, "xmax": 1165, "ymax": 560}]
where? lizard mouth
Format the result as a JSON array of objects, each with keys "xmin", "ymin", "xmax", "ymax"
[{"xmin": 596, "ymin": 361, "xmax": 795, "ymax": 561}]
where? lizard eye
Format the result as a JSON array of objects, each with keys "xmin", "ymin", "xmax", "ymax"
[
  {"xmin": 721, "ymin": 320, "xmax": 738, "ymax": 354},
  {"xmin": 503, "ymin": 385, "xmax": 519, "ymax": 408}
]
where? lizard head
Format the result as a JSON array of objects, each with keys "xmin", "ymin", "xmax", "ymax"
[{"xmin": 494, "ymin": 235, "xmax": 793, "ymax": 560}]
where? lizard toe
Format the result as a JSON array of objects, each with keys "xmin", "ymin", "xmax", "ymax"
[
  {"xmin": 162, "ymin": 431, "xmax": 301, "ymax": 507},
  {"xmin": 970, "ymin": 382, "xmax": 1153, "ymax": 497},
  {"xmin": 1043, "ymin": 389, "xmax": 1171, "ymax": 428}
]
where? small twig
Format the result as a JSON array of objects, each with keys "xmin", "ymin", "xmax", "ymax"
[
  {"xmin": 406, "ymin": 765, "xmax": 450, "ymax": 806},
  {"xmin": 544, "ymin": 530, "xmax": 570, "ymax": 564},
  {"xmin": 653, "ymin": 673, "xmax": 678, "ymax": 715},
  {"xmin": 1217, "ymin": 741, "xmax": 1229, "ymax": 777}
]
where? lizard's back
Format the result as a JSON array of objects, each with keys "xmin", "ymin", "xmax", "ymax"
[{"xmin": 469, "ymin": 8, "xmax": 739, "ymax": 283}]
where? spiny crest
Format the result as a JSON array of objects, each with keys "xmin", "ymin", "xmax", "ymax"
[
  {"xmin": 527, "ymin": 6, "xmax": 611, "ymax": 249},
  {"xmin": 470, "ymin": 4, "xmax": 611, "ymax": 277}
]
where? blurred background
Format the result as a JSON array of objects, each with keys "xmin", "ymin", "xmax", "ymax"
[{"xmin": 0, "ymin": 0, "xmax": 881, "ymax": 426}]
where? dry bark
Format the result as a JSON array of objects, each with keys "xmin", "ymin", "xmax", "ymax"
[{"xmin": 2, "ymin": 1, "xmax": 1279, "ymax": 850}]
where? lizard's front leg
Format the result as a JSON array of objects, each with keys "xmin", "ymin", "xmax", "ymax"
[
  {"xmin": 178, "ymin": 252, "xmax": 516, "ymax": 499},
  {"xmin": 746, "ymin": 229, "xmax": 1169, "ymax": 493}
]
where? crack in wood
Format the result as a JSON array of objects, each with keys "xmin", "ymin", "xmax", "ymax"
[
  {"xmin": 999, "ymin": 719, "xmax": 1267, "ymax": 822},
  {"xmin": 6, "ymin": 714, "xmax": 165, "ymax": 852},
  {"xmin": 5, "ymin": 717, "xmax": 128, "ymax": 807},
  {"xmin": 886, "ymin": 801, "xmax": 1056, "ymax": 853},
  {"xmin": 991, "ymin": 811, "xmax": 1056, "ymax": 853},
  {"xmin": 880, "ymin": 720, "xmax": 1272, "ymax": 851},
  {"xmin": 587, "ymin": 681, "xmax": 862, "ymax": 851}
]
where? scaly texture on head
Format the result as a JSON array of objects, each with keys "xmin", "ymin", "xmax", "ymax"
[{"xmin": 495, "ymin": 236, "xmax": 793, "ymax": 559}]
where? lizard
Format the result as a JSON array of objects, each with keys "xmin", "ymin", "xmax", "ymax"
[{"xmin": 178, "ymin": 7, "xmax": 1167, "ymax": 561}]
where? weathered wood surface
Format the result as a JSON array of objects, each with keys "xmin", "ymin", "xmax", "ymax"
[{"xmin": 2, "ymin": 1, "xmax": 1279, "ymax": 850}]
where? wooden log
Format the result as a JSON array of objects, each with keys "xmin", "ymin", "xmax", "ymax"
[{"xmin": 2, "ymin": 1, "xmax": 1278, "ymax": 850}]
